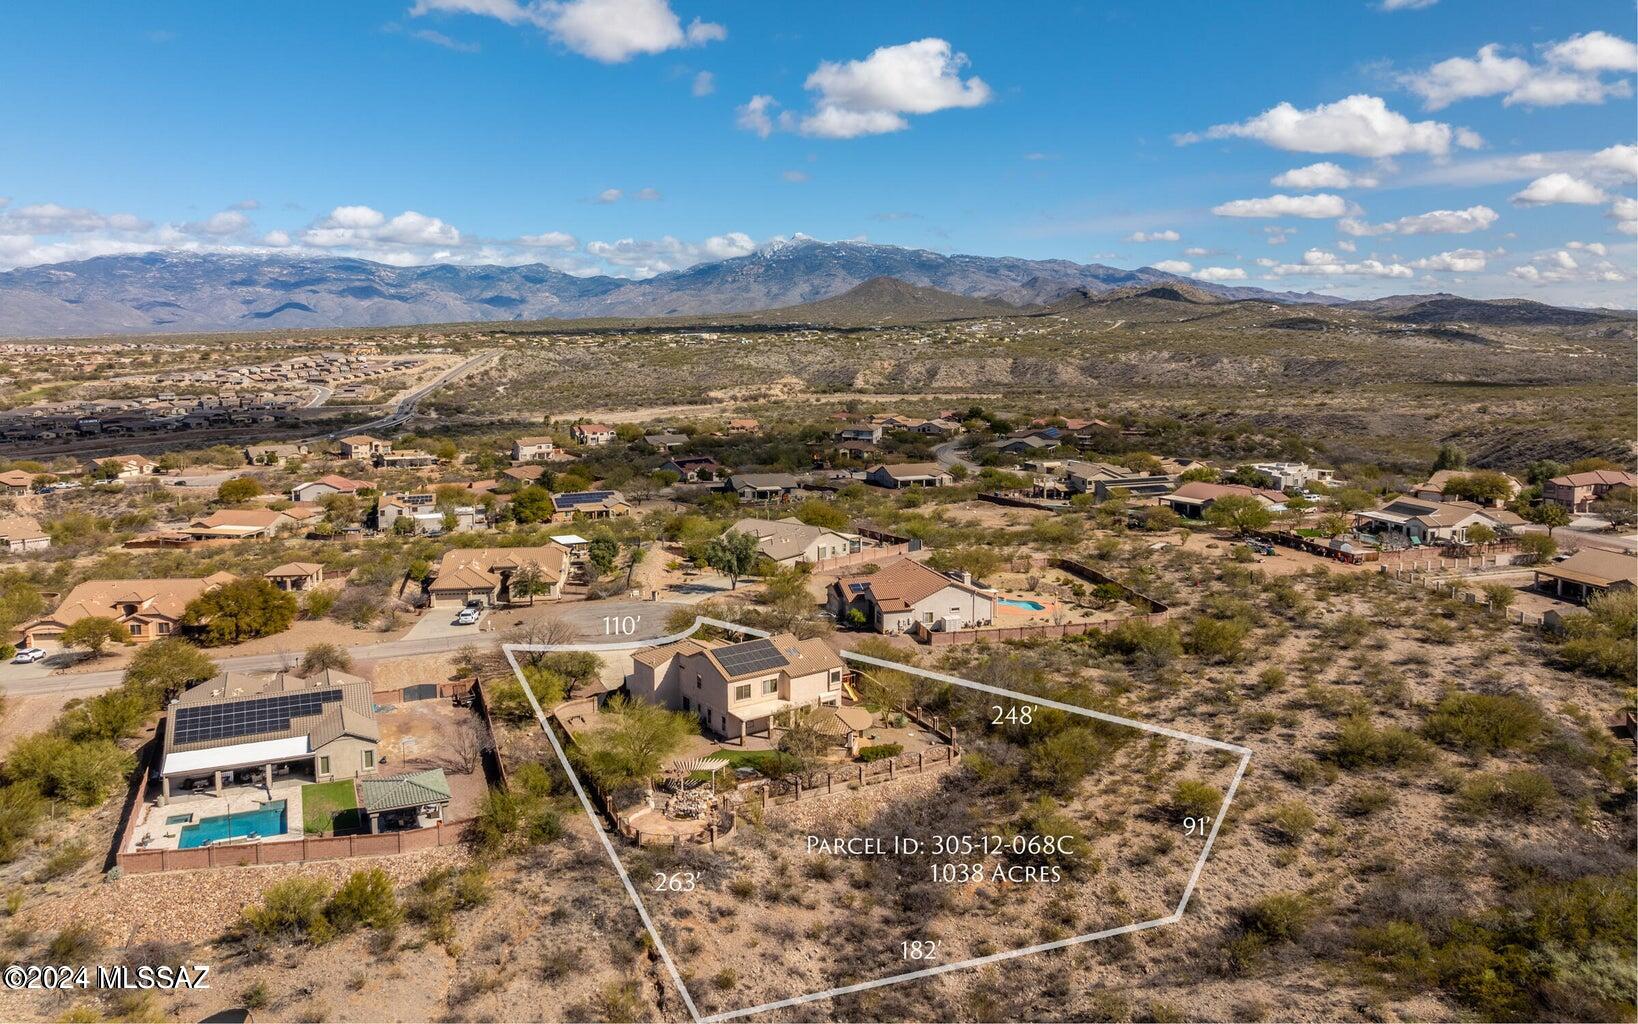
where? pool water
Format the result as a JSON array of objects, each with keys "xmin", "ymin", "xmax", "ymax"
[
  {"xmin": 177, "ymin": 800, "xmax": 288, "ymax": 849},
  {"xmin": 998, "ymin": 598, "xmax": 1046, "ymax": 611}
]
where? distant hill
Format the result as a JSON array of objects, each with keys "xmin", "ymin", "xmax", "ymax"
[
  {"xmin": 0, "ymin": 239, "xmax": 1623, "ymax": 338},
  {"xmin": 745, "ymin": 276, "xmax": 1020, "ymax": 324},
  {"xmin": 1381, "ymin": 297, "xmax": 1630, "ymax": 327}
]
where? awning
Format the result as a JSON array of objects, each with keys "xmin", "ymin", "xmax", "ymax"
[{"xmin": 162, "ymin": 736, "xmax": 310, "ymax": 777}]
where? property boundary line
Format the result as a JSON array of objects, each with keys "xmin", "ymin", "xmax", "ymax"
[{"xmin": 504, "ymin": 617, "xmax": 1252, "ymax": 1024}]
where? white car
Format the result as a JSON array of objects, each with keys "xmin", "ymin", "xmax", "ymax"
[
  {"xmin": 454, "ymin": 608, "xmax": 481, "ymax": 626},
  {"xmin": 10, "ymin": 647, "xmax": 46, "ymax": 664}
]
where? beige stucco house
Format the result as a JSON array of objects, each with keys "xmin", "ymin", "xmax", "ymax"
[
  {"xmin": 0, "ymin": 515, "xmax": 49, "ymax": 552},
  {"xmin": 626, "ymin": 632, "xmax": 845, "ymax": 743},
  {"xmin": 426, "ymin": 545, "xmax": 567, "ymax": 607},
  {"xmin": 827, "ymin": 558, "xmax": 995, "ymax": 634},
  {"xmin": 21, "ymin": 571, "xmax": 237, "ymax": 646},
  {"xmin": 731, "ymin": 516, "xmax": 859, "ymax": 565}
]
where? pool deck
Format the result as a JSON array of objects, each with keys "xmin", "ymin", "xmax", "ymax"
[{"xmin": 127, "ymin": 778, "xmax": 307, "ymax": 853}]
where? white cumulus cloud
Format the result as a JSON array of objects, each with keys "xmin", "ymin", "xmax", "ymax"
[
  {"xmin": 1511, "ymin": 173, "xmax": 1608, "ymax": 205},
  {"xmin": 691, "ymin": 70, "xmax": 714, "ymax": 97},
  {"xmin": 1590, "ymin": 143, "xmax": 1638, "ymax": 181},
  {"xmin": 1402, "ymin": 33, "xmax": 1637, "ymax": 110},
  {"xmin": 1151, "ymin": 259, "xmax": 1192, "ymax": 274},
  {"xmin": 1211, "ymin": 193, "xmax": 1354, "ymax": 219},
  {"xmin": 1270, "ymin": 162, "xmax": 1378, "ymax": 189},
  {"xmin": 772, "ymin": 38, "xmax": 991, "ymax": 139},
  {"xmin": 303, "ymin": 205, "xmax": 460, "ymax": 248},
  {"xmin": 412, "ymin": 0, "xmax": 723, "ymax": 62},
  {"xmin": 1339, "ymin": 204, "xmax": 1498, "ymax": 236},
  {"xmin": 519, "ymin": 230, "xmax": 577, "ymax": 248},
  {"xmin": 1128, "ymin": 229, "xmax": 1180, "ymax": 242},
  {"xmin": 1545, "ymin": 31, "xmax": 1638, "ymax": 74},
  {"xmin": 1181, "ymin": 94, "xmax": 1479, "ymax": 158},
  {"xmin": 1409, "ymin": 248, "xmax": 1487, "ymax": 272},
  {"xmin": 1195, "ymin": 266, "xmax": 1247, "ymax": 281},
  {"xmin": 1269, "ymin": 250, "xmax": 1414, "ymax": 278}
]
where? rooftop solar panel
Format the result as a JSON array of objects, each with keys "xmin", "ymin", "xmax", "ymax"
[
  {"xmin": 713, "ymin": 638, "xmax": 788, "ymax": 677},
  {"xmin": 172, "ymin": 689, "xmax": 343, "ymax": 746},
  {"xmin": 557, "ymin": 490, "xmax": 614, "ymax": 506}
]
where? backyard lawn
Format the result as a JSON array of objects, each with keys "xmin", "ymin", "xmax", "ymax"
[{"xmin": 301, "ymin": 780, "xmax": 361, "ymax": 835}]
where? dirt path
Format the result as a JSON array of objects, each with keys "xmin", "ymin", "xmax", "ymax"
[{"xmin": 549, "ymin": 391, "xmax": 1003, "ymax": 424}]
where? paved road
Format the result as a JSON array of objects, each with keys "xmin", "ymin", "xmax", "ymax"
[
  {"xmin": 1, "ymin": 598, "xmax": 683, "ymax": 699},
  {"xmin": 311, "ymin": 350, "xmax": 498, "ymax": 442},
  {"xmin": 933, "ymin": 439, "xmax": 979, "ymax": 472}
]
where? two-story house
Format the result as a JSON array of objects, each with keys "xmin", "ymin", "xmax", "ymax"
[{"xmin": 626, "ymin": 633, "xmax": 845, "ymax": 743}]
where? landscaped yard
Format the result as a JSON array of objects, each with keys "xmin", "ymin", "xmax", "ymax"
[{"xmin": 300, "ymin": 780, "xmax": 360, "ymax": 835}]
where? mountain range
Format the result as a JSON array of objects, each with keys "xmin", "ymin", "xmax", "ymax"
[{"xmin": 0, "ymin": 238, "xmax": 1619, "ymax": 338}]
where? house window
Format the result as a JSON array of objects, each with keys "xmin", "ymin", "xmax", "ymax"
[
  {"xmin": 762, "ymin": 678, "xmax": 778, "ymax": 696},
  {"xmin": 127, "ymin": 623, "xmax": 142, "ymax": 636},
  {"xmin": 828, "ymin": 669, "xmax": 841, "ymax": 690},
  {"xmin": 318, "ymin": 756, "xmax": 331, "ymax": 776},
  {"xmin": 157, "ymin": 622, "xmax": 171, "ymax": 635},
  {"xmin": 362, "ymin": 750, "xmax": 375, "ymax": 770},
  {"xmin": 734, "ymin": 683, "xmax": 752, "ymax": 702},
  {"xmin": 922, "ymin": 611, "xmax": 934, "ymax": 622}
]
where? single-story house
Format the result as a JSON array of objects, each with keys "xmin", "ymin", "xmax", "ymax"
[
  {"xmin": 1533, "ymin": 549, "xmax": 1638, "ymax": 604},
  {"xmin": 502, "ymin": 464, "xmax": 546, "ymax": 485},
  {"xmin": 987, "ymin": 435, "xmax": 1054, "ymax": 456},
  {"xmin": 865, "ymin": 463, "xmax": 953, "ymax": 489},
  {"xmin": 626, "ymin": 632, "xmax": 845, "ymax": 743},
  {"xmin": 725, "ymin": 473, "xmax": 803, "ymax": 502},
  {"xmin": 21, "ymin": 571, "xmax": 237, "ymax": 647},
  {"xmin": 1163, "ymin": 481, "xmax": 1288, "ymax": 519},
  {"xmin": 828, "ymin": 558, "xmax": 995, "ymax": 634},
  {"xmin": 572, "ymin": 422, "xmax": 616, "ymax": 446},
  {"xmin": 185, "ymin": 508, "xmax": 295, "ymax": 541},
  {"xmin": 158, "ymin": 669, "xmax": 379, "ymax": 804},
  {"xmin": 1062, "ymin": 460, "xmax": 1174, "ymax": 500},
  {"xmin": 426, "ymin": 545, "xmax": 567, "ymax": 607},
  {"xmin": 726, "ymin": 418, "xmax": 760, "ymax": 435},
  {"xmin": 552, "ymin": 490, "xmax": 632, "ymax": 520},
  {"xmin": 643, "ymin": 432, "xmax": 690, "ymax": 452},
  {"xmin": 291, "ymin": 474, "xmax": 368, "ymax": 503},
  {"xmin": 339, "ymin": 435, "xmax": 390, "ymax": 460},
  {"xmin": 91, "ymin": 454, "xmax": 158, "ymax": 479},
  {"xmin": 245, "ymin": 442, "xmax": 309, "ymax": 465},
  {"xmin": 1410, "ymin": 469, "xmax": 1523, "ymax": 508},
  {"xmin": 264, "ymin": 562, "xmax": 325, "ymax": 592},
  {"xmin": 1248, "ymin": 462, "xmax": 1335, "ymax": 492},
  {"xmin": 378, "ymin": 449, "xmax": 438, "ymax": 469},
  {"xmin": 359, "ymin": 769, "xmax": 452, "ymax": 833},
  {"xmin": 0, "ymin": 515, "xmax": 49, "ymax": 552},
  {"xmin": 1544, "ymin": 470, "xmax": 1637, "ymax": 513},
  {"xmin": 660, "ymin": 455, "xmax": 721, "ymax": 482},
  {"xmin": 731, "ymin": 516, "xmax": 859, "ymax": 565},
  {"xmin": 512, "ymin": 436, "xmax": 557, "ymax": 462},
  {"xmin": 0, "ymin": 470, "xmax": 34, "ymax": 492},
  {"xmin": 1354, "ymin": 495, "xmax": 1526, "ymax": 547}
]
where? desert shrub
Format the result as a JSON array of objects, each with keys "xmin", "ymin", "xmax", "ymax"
[
  {"xmin": 182, "ymin": 578, "xmax": 297, "ymax": 646},
  {"xmin": 1183, "ymin": 616, "xmax": 1249, "ymax": 664},
  {"xmin": 1340, "ymin": 783, "xmax": 1396, "ymax": 818},
  {"xmin": 1454, "ymin": 770, "xmax": 1558, "ymax": 819},
  {"xmin": 241, "ymin": 878, "xmax": 334, "ymax": 946},
  {"xmin": 1422, "ymin": 692, "xmax": 1543, "ymax": 754},
  {"xmin": 1098, "ymin": 618, "xmax": 1181, "ymax": 668},
  {"xmin": 1323, "ymin": 613, "xmax": 1375, "ymax": 648},
  {"xmin": 1170, "ymin": 779, "xmax": 1223, "ymax": 820},
  {"xmin": 1262, "ymin": 801, "xmax": 1318, "ymax": 844},
  {"xmin": 1328, "ymin": 715, "xmax": 1434, "ymax": 770},
  {"xmin": 46, "ymin": 923, "xmax": 103, "ymax": 963},
  {"xmin": 1006, "ymin": 797, "xmax": 1095, "ymax": 878},
  {"xmin": 300, "ymin": 588, "xmax": 337, "ymax": 619},
  {"xmin": 58, "ymin": 687, "xmax": 152, "ymax": 743},
  {"xmin": 35, "ymin": 839, "xmax": 92, "ymax": 881},
  {"xmin": 3, "ymin": 734, "xmax": 133, "ymax": 806},
  {"xmin": 483, "ymin": 678, "xmax": 540, "ymax": 724},
  {"xmin": 1223, "ymin": 893, "xmax": 1317, "ymax": 974},
  {"xmin": 0, "ymin": 784, "xmax": 44, "ymax": 862},
  {"xmin": 1552, "ymin": 591, "xmax": 1637, "ymax": 680},
  {"xmin": 325, "ymin": 867, "xmax": 402, "ymax": 933},
  {"xmin": 857, "ymin": 744, "xmax": 902, "ymax": 763}
]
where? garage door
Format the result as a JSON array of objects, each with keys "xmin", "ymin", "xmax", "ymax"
[{"xmin": 402, "ymin": 684, "xmax": 440, "ymax": 702}]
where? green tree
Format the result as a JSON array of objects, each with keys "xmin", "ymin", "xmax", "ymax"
[
  {"xmin": 1480, "ymin": 583, "xmax": 1516, "ymax": 616},
  {"xmin": 1204, "ymin": 495, "xmax": 1274, "ymax": 535},
  {"xmin": 509, "ymin": 562, "xmax": 548, "ymax": 606},
  {"xmin": 216, "ymin": 476, "xmax": 263, "ymax": 504},
  {"xmin": 587, "ymin": 537, "xmax": 620, "ymax": 576},
  {"xmin": 510, "ymin": 485, "xmax": 554, "ymax": 524},
  {"xmin": 1316, "ymin": 512, "xmax": 1353, "ymax": 538},
  {"xmin": 1464, "ymin": 523, "xmax": 1497, "ymax": 548},
  {"xmin": 1525, "ymin": 502, "xmax": 1571, "ymax": 536},
  {"xmin": 576, "ymin": 695, "xmax": 697, "ymax": 792},
  {"xmin": 1590, "ymin": 485, "xmax": 1637, "ymax": 528},
  {"xmin": 298, "ymin": 643, "xmax": 353, "ymax": 676},
  {"xmin": 1323, "ymin": 488, "xmax": 1376, "ymax": 513},
  {"xmin": 1441, "ymin": 471, "xmax": 1513, "ymax": 505},
  {"xmin": 1431, "ymin": 444, "xmax": 1466, "ymax": 472},
  {"xmin": 793, "ymin": 499, "xmax": 848, "ymax": 531},
  {"xmin": 182, "ymin": 578, "xmax": 298, "ymax": 647},
  {"xmin": 123, "ymin": 637, "xmax": 216, "ymax": 702},
  {"xmin": 60, "ymin": 617, "xmax": 131, "ymax": 658},
  {"xmin": 1178, "ymin": 466, "xmax": 1221, "ymax": 484},
  {"xmin": 704, "ymin": 530, "xmax": 760, "ymax": 589},
  {"xmin": 1515, "ymin": 532, "xmax": 1557, "ymax": 565}
]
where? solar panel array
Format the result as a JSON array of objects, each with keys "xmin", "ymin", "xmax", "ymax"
[
  {"xmin": 172, "ymin": 690, "xmax": 343, "ymax": 746},
  {"xmin": 556, "ymin": 490, "xmax": 614, "ymax": 507},
  {"xmin": 713, "ymin": 638, "xmax": 788, "ymax": 677}
]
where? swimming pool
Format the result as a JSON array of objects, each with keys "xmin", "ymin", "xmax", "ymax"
[
  {"xmin": 998, "ymin": 598, "xmax": 1046, "ymax": 611},
  {"xmin": 177, "ymin": 801, "xmax": 288, "ymax": 849}
]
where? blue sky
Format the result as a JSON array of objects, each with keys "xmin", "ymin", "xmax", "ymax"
[{"xmin": 1, "ymin": 0, "xmax": 1634, "ymax": 303}]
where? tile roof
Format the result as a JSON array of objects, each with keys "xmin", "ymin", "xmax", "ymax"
[
  {"xmin": 871, "ymin": 462, "xmax": 949, "ymax": 479},
  {"xmin": 164, "ymin": 669, "xmax": 377, "ymax": 758},
  {"xmin": 1169, "ymin": 481, "xmax": 1287, "ymax": 504},
  {"xmin": 833, "ymin": 559, "xmax": 979, "ymax": 612},
  {"xmin": 1536, "ymin": 548, "xmax": 1638, "ymax": 588},
  {"xmin": 0, "ymin": 515, "xmax": 47, "ymax": 543},
  {"xmin": 360, "ymin": 769, "xmax": 452, "ymax": 812},
  {"xmin": 29, "ymin": 572, "xmax": 236, "ymax": 631},
  {"xmin": 1550, "ymin": 470, "xmax": 1638, "ymax": 488},
  {"xmin": 429, "ymin": 545, "xmax": 567, "ymax": 592}
]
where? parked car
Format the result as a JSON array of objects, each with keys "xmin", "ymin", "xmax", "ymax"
[
  {"xmin": 454, "ymin": 607, "xmax": 481, "ymax": 625},
  {"xmin": 10, "ymin": 647, "xmax": 46, "ymax": 664}
]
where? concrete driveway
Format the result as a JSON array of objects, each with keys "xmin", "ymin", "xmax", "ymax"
[{"xmin": 401, "ymin": 606, "xmax": 490, "ymax": 643}]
